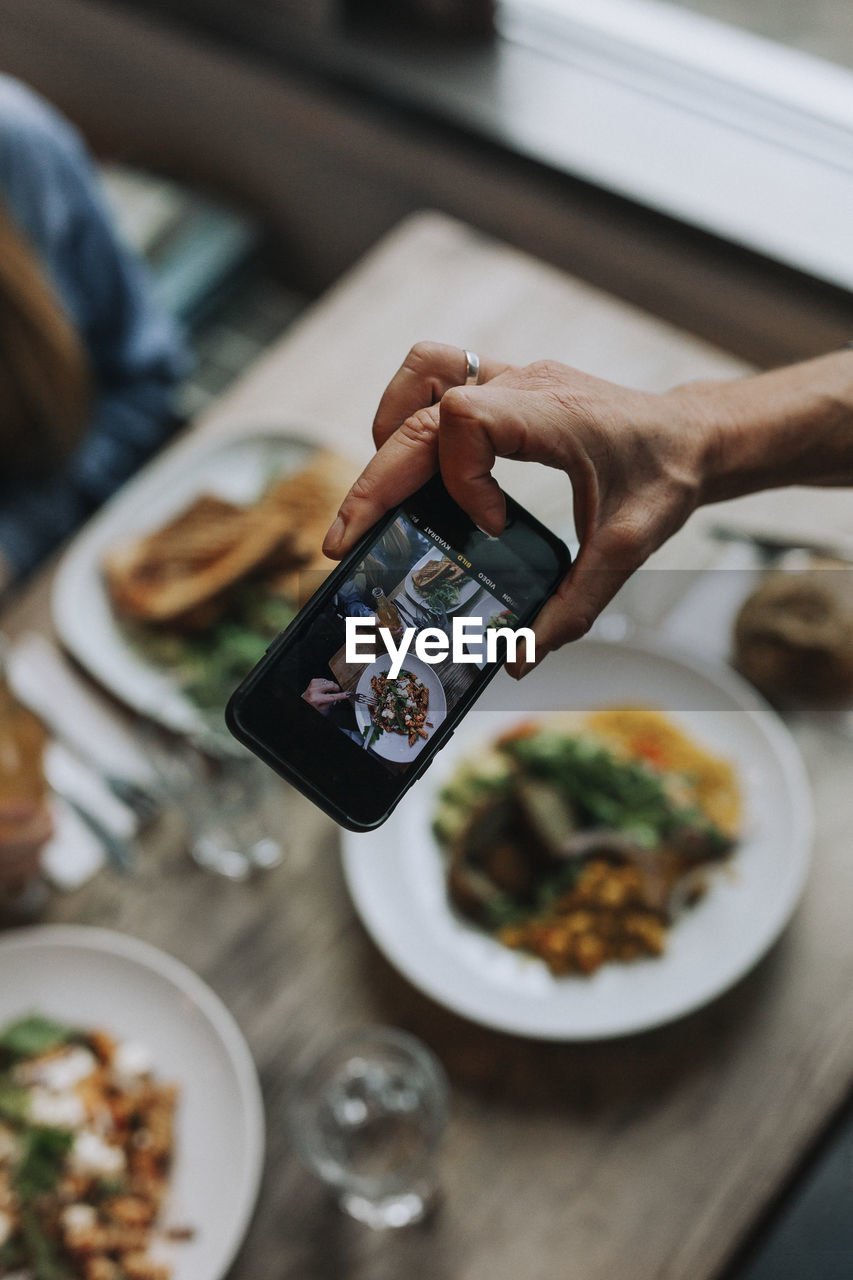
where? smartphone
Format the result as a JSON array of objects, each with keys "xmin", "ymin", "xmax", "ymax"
[{"xmin": 226, "ymin": 473, "xmax": 570, "ymax": 830}]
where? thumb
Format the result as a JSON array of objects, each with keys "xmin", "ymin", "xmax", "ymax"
[{"xmin": 505, "ymin": 526, "xmax": 645, "ymax": 677}]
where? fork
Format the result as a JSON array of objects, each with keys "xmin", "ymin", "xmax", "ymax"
[{"xmin": 98, "ymin": 769, "xmax": 161, "ymax": 824}]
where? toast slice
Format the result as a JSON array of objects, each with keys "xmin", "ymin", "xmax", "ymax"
[{"xmin": 103, "ymin": 450, "xmax": 353, "ymax": 630}]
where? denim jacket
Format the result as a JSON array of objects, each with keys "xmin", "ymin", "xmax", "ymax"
[{"xmin": 0, "ymin": 74, "xmax": 190, "ymax": 582}]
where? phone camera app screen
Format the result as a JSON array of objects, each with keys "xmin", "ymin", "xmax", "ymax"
[{"xmin": 285, "ymin": 510, "xmax": 528, "ymax": 775}]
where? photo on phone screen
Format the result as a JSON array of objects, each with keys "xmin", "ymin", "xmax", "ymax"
[
  {"xmin": 227, "ymin": 476, "xmax": 570, "ymax": 829},
  {"xmin": 290, "ymin": 509, "xmax": 524, "ymax": 772}
]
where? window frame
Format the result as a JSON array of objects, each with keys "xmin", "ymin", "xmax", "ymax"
[{"xmin": 499, "ymin": 0, "xmax": 853, "ymax": 290}]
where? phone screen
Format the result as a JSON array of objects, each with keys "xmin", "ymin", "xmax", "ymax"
[
  {"xmin": 227, "ymin": 476, "xmax": 570, "ymax": 828},
  {"xmin": 282, "ymin": 506, "xmax": 534, "ymax": 774}
]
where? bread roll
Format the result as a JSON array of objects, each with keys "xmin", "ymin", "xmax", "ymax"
[{"xmin": 733, "ymin": 564, "xmax": 853, "ymax": 705}]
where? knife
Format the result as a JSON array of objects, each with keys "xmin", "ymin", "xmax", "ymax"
[
  {"xmin": 50, "ymin": 786, "xmax": 136, "ymax": 874},
  {"xmin": 709, "ymin": 522, "xmax": 853, "ymax": 565}
]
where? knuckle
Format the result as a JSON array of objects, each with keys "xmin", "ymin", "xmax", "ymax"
[
  {"xmin": 597, "ymin": 517, "xmax": 647, "ymax": 566},
  {"xmin": 405, "ymin": 340, "xmax": 445, "ymax": 373},
  {"xmin": 440, "ymin": 386, "xmax": 476, "ymax": 423},
  {"xmin": 400, "ymin": 408, "xmax": 440, "ymax": 446},
  {"xmin": 526, "ymin": 358, "xmax": 569, "ymax": 387},
  {"xmin": 602, "ymin": 525, "xmax": 638, "ymax": 563},
  {"xmin": 346, "ymin": 473, "xmax": 378, "ymax": 509},
  {"xmin": 564, "ymin": 611, "xmax": 596, "ymax": 642}
]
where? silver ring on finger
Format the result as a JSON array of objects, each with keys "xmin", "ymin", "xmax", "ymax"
[{"xmin": 463, "ymin": 349, "xmax": 480, "ymax": 386}]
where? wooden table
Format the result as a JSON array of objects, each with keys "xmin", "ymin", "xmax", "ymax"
[{"xmin": 5, "ymin": 212, "xmax": 853, "ymax": 1280}]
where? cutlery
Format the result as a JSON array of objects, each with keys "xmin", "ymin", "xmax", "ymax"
[
  {"xmin": 44, "ymin": 732, "xmax": 160, "ymax": 825},
  {"xmin": 709, "ymin": 521, "xmax": 853, "ymax": 565},
  {"xmin": 76, "ymin": 754, "xmax": 160, "ymax": 824},
  {"xmin": 8, "ymin": 634, "xmax": 161, "ymax": 821},
  {"xmin": 51, "ymin": 787, "xmax": 135, "ymax": 873}
]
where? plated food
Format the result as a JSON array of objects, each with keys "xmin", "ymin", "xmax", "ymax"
[
  {"xmin": 0, "ymin": 927, "xmax": 265, "ymax": 1280},
  {"xmin": 486, "ymin": 609, "xmax": 519, "ymax": 631},
  {"xmin": 434, "ymin": 708, "xmax": 741, "ymax": 976},
  {"xmin": 342, "ymin": 637, "xmax": 811, "ymax": 1038},
  {"xmin": 410, "ymin": 556, "xmax": 468, "ymax": 612},
  {"xmin": 405, "ymin": 550, "xmax": 480, "ymax": 616},
  {"xmin": 0, "ymin": 1011, "xmax": 185, "ymax": 1280},
  {"xmin": 101, "ymin": 451, "xmax": 351, "ymax": 713},
  {"xmin": 365, "ymin": 670, "xmax": 431, "ymax": 749},
  {"xmin": 352, "ymin": 656, "xmax": 447, "ymax": 764}
]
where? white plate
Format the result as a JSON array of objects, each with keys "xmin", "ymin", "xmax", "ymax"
[
  {"xmin": 405, "ymin": 548, "xmax": 481, "ymax": 614},
  {"xmin": 0, "ymin": 926, "xmax": 264, "ymax": 1278},
  {"xmin": 52, "ymin": 432, "xmax": 317, "ymax": 737},
  {"xmin": 354, "ymin": 653, "xmax": 447, "ymax": 762},
  {"xmin": 342, "ymin": 636, "xmax": 813, "ymax": 1040}
]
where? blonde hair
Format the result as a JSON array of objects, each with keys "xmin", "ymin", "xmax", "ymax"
[{"xmin": 0, "ymin": 201, "xmax": 90, "ymax": 477}]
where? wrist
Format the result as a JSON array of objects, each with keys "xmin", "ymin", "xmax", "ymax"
[{"xmin": 666, "ymin": 350, "xmax": 853, "ymax": 507}]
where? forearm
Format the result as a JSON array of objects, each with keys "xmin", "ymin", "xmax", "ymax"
[{"xmin": 669, "ymin": 348, "xmax": 853, "ymax": 506}]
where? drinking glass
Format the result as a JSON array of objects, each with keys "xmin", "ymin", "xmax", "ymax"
[
  {"xmin": 142, "ymin": 729, "xmax": 284, "ymax": 880},
  {"xmin": 287, "ymin": 1026, "xmax": 448, "ymax": 1228}
]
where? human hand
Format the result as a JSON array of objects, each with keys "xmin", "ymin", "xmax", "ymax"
[
  {"xmin": 0, "ymin": 801, "xmax": 52, "ymax": 891},
  {"xmin": 301, "ymin": 678, "xmax": 351, "ymax": 714},
  {"xmin": 322, "ymin": 341, "xmax": 715, "ymax": 673}
]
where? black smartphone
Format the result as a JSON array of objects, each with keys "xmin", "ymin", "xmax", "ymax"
[{"xmin": 226, "ymin": 474, "xmax": 570, "ymax": 830}]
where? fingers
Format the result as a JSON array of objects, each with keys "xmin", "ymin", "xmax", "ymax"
[
  {"xmin": 438, "ymin": 385, "xmax": 565, "ymax": 535},
  {"xmin": 504, "ymin": 528, "xmax": 646, "ymax": 678},
  {"xmin": 372, "ymin": 341, "xmax": 508, "ymax": 448},
  {"xmin": 323, "ymin": 408, "xmax": 441, "ymax": 558}
]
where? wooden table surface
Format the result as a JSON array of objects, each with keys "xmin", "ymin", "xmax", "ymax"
[{"xmin": 5, "ymin": 211, "xmax": 853, "ymax": 1280}]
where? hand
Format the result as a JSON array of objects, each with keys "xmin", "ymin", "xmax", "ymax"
[
  {"xmin": 0, "ymin": 801, "xmax": 53, "ymax": 891},
  {"xmin": 301, "ymin": 678, "xmax": 351, "ymax": 714},
  {"xmin": 322, "ymin": 341, "xmax": 715, "ymax": 673}
]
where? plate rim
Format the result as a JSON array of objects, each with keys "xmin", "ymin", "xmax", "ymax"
[
  {"xmin": 50, "ymin": 428, "xmax": 326, "ymax": 736},
  {"xmin": 342, "ymin": 634, "xmax": 814, "ymax": 1041},
  {"xmin": 0, "ymin": 923, "xmax": 265, "ymax": 1277}
]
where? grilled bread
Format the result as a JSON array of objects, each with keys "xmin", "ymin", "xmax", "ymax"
[{"xmin": 103, "ymin": 450, "xmax": 352, "ymax": 630}]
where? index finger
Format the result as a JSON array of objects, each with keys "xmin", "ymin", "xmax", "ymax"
[
  {"xmin": 322, "ymin": 407, "xmax": 441, "ymax": 558},
  {"xmin": 373, "ymin": 341, "xmax": 508, "ymax": 448}
]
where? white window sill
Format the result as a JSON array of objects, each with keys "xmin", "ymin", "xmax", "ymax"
[{"xmin": 500, "ymin": 0, "xmax": 853, "ymax": 290}]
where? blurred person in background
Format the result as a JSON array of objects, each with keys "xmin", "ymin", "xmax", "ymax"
[
  {"xmin": 0, "ymin": 72, "xmax": 189, "ymax": 595},
  {"xmin": 0, "ymin": 72, "xmax": 188, "ymax": 887}
]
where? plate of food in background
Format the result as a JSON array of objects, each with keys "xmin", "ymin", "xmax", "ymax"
[
  {"xmin": 405, "ymin": 549, "xmax": 481, "ymax": 615},
  {"xmin": 0, "ymin": 925, "xmax": 264, "ymax": 1280},
  {"xmin": 51, "ymin": 433, "xmax": 353, "ymax": 742},
  {"xmin": 342, "ymin": 636, "xmax": 813, "ymax": 1040},
  {"xmin": 353, "ymin": 654, "xmax": 447, "ymax": 762}
]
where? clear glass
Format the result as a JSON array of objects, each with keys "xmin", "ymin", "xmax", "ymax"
[
  {"xmin": 141, "ymin": 729, "xmax": 285, "ymax": 880},
  {"xmin": 287, "ymin": 1026, "xmax": 448, "ymax": 1228}
]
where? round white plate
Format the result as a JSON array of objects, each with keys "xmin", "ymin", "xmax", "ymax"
[
  {"xmin": 342, "ymin": 636, "xmax": 813, "ymax": 1040},
  {"xmin": 354, "ymin": 653, "xmax": 447, "ymax": 762},
  {"xmin": 405, "ymin": 548, "xmax": 481, "ymax": 614},
  {"xmin": 52, "ymin": 431, "xmax": 317, "ymax": 738},
  {"xmin": 0, "ymin": 926, "xmax": 264, "ymax": 1279}
]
